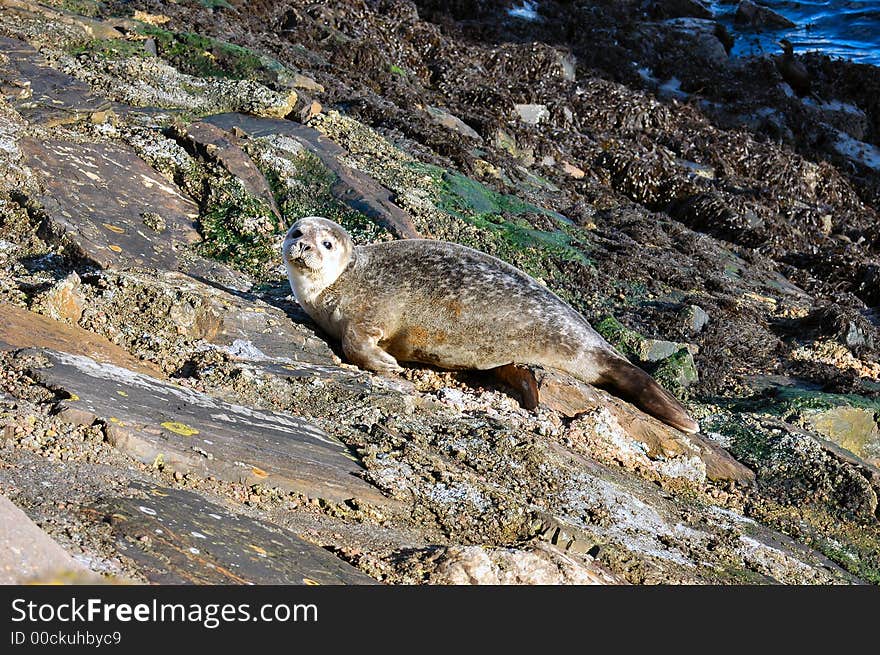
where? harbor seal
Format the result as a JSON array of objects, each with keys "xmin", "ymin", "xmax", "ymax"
[{"xmin": 282, "ymin": 216, "xmax": 699, "ymax": 433}]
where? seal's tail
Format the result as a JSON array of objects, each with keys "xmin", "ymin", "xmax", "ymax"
[{"xmin": 593, "ymin": 352, "xmax": 700, "ymax": 434}]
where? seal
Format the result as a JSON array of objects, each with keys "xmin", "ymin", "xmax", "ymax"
[{"xmin": 282, "ymin": 216, "xmax": 699, "ymax": 433}]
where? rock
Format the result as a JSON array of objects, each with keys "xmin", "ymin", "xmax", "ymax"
[
  {"xmin": 290, "ymin": 72, "xmax": 324, "ymax": 93},
  {"xmin": 650, "ymin": 0, "xmax": 713, "ymax": 19},
  {"xmin": 21, "ymin": 137, "xmax": 201, "ymax": 270},
  {"xmin": 639, "ymin": 338, "xmax": 693, "ymax": 362},
  {"xmin": 39, "ymin": 271, "xmax": 85, "ymax": 323},
  {"xmin": 682, "ymin": 304, "xmax": 710, "ymax": 334},
  {"xmin": 91, "ymin": 482, "xmax": 375, "ymax": 584},
  {"xmin": 734, "ymin": 1, "xmax": 796, "ymax": 29},
  {"xmin": 425, "ymin": 105, "xmax": 483, "ymax": 142},
  {"xmin": 0, "ymin": 301, "xmax": 164, "ymax": 376},
  {"xmin": 0, "ymin": 0, "xmax": 122, "ymax": 39},
  {"xmin": 562, "ymin": 161, "xmax": 585, "ymax": 178},
  {"xmin": 805, "ymin": 406, "xmax": 880, "ymax": 468},
  {"xmin": 430, "ymin": 543, "xmax": 623, "ymax": 585},
  {"xmin": 595, "ymin": 316, "xmax": 693, "ymax": 363},
  {"xmin": 78, "ymin": 269, "xmax": 336, "ymax": 366},
  {"xmin": 661, "ymin": 18, "xmax": 729, "ymax": 67},
  {"xmin": 28, "ymin": 349, "xmax": 389, "ymax": 506},
  {"xmin": 653, "ymin": 347, "xmax": 699, "ymax": 391},
  {"xmin": 177, "ymin": 121, "xmax": 282, "ymax": 223},
  {"xmin": 493, "ymin": 128, "xmax": 535, "ymax": 165},
  {"xmin": 496, "ymin": 364, "xmax": 752, "ymax": 483},
  {"xmin": 132, "ymin": 11, "xmax": 170, "ymax": 27},
  {"xmin": 0, "ymin": 37, "xmax": 111, "ymax": 126},
  {"xmin": 803, "ymin": 97, "xmax": 868, "ymax": 142},
  {"xmin": 0, "ymin": 494, "xmax": 94, "ymax": 583},
  {"xmin": 204, "ymin": 113, "xmax": 421, "ymax": 239},
  {"xmin": 514, "ymin": 103, "xmax": 550, "ymax": 125}
]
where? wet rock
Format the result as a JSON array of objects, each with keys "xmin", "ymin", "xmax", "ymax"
[
  {"xmin": 661, "ymin": 18, "xmax": 729, "ymax": 67},
  {"xmin": 91, "ymin": 482, "xmax": 375, "ymax": 584},
  {"xmin": 0, "ymin": 494, "xmax": 94, "ymax": 583},
  {"xmin": 803, "ymin": 98, "xmax": 868, "ymax": 142},
  {"xmin": 29, "ymin": 349, "xmax": 388, "ymax": 505},
  {"xmin": 734, "ymin": 1, "xmax": 796, "ymax": 29}
]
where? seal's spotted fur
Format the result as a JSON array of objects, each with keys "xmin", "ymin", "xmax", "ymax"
[{"xmin": 283, "ymin": 216, "xmax": 699, "ymax": 433}]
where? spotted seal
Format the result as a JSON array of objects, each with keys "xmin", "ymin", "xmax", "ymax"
[{"xmin": 282, "ymin": 216, "xmax": 699, "ymax": 433}]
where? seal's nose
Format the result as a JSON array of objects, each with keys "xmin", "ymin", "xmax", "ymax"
[{"xmin": 299, "ymin": 242, "xmax": 311, "ymax": 252}]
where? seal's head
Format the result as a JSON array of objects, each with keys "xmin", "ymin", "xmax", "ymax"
[{"xmin": 282, "ymin": 216, "xmax": 353, "ymax": 305}]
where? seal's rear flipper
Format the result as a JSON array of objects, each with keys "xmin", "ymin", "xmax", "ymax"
[
  {"xmin": 494, "ymin": 363, "xmax": 539, "ymax": 410},
  {"xmin": 595, "ymin": 353, "xmax": 700, "ymax": 434}
]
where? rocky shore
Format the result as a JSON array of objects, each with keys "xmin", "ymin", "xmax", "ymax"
[{"xmin": 0, "ymin": 0, "xmax": 878, "ymax": 584}]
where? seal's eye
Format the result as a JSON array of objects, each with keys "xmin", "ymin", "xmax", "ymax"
[
  {"xmin": 290, "ymin": 229, "xmax": 302, "ymax": 239},
  {"xmin": 322, "ymin": 240, "xmax": 334, "ymax": 250}
]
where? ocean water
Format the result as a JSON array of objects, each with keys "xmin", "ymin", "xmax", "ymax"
[{"xmin": 712, "ymin": 0, "xmax": 880, "ymax": 65}]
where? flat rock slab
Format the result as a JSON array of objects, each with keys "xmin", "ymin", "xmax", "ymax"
[
  {"xmin": 0, "ymin": 301, "xmax": 163, "ymax": 376},
  {"xmin": 21, "ymin": 137, "xmax": 202, "ymax": 270},
  {"xmin": 0, "ymin": 37, "xmax": 111, "ymax": 126},
  {"xmin": 28, "ymin": 349, "xmax": 388, "ymax": 505},
  {"xmin": 87, "ymin": 482, "xmax": 375, "ymax": 584},
  {"xmin": 127, "ymin": 270, "xmax": 337, "ymax": 366},
  {"xmin": 0, "ymin": 494, "xmax": 92, "ymax": 583},
  {"xmin": 203, "ymin": 113, "xmax": 420, "ymax": 238}
]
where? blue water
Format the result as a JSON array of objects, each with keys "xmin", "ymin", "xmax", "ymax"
[{"xmin": 712, "ymin": 1, "xmax": 880, "ymax": 65}]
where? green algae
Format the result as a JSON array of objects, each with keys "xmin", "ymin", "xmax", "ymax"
[
  {"xmin": 198, "ymin": 0, "xmax": 233, "ymax": 8},
  {"xmin": 595, "ymin": 316, "xmax": 643, "ymax": 359},
  {"xmin": 749, "ymin": 502, "xmax": 880, "ymax": 584},
  {"xmin": 56, "ymin": 0, "xmax": 104, "ymax": 17},
  {"xmin": 67, "ymin": 37, "xmax": 149, "ymax": 60},
  {"xmin": 139, "ymin": 27, "xmax": 267, "ymax": 81},
  {"xmin": 195, "ymin": 177, "xmax": 279, "ymax": 278},
  {"xmin": 723, "ymin": 385, "xmax": 880, "ymax": 421},
  {"xmin": 429, "ymin": 167, "xmax": 590, "ymax": 265},
  {"xmin": 652, "ymin": 348, "xmax": 698, "ymax": 399}
]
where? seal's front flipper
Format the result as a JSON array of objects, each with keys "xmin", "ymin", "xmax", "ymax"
[
  {"xmin": 342, "ymin": 324, "xmax": 403, "ymax": 375},
  {"xmin": 595, "ymin": 352, "xmax": 699, "ymax": 434}
]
